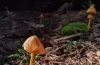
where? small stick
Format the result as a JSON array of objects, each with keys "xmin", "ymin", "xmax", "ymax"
[
  {"xmin": 54, "ymin": 33, "xmax": 82, "ymax": 43},
  {"xmin": 49, "ymin": 61, "xmax": 67, "ymax": 64},
  {"xmin": 40, "ymin": 14, "xmax": 44, "ymax": 24},
  {"xmin": 30, "ymin": 53, "xmax": 34, "ymax": 65}
]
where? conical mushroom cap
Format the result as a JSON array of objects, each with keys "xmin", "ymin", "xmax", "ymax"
[
  {"xmin": 87, "ymin": 14, "xmax": 94, "ymax": 19},
  {"xmin": 87, "ymin": 4, "xmax": 96, "ymax": 14},
  {"xmin": 40, "ymin": 14, "xmax": 44, "ymax": 19},
  {"xmin": 22, "ymin": 35, "xmax": 45, "ymax": 54}
]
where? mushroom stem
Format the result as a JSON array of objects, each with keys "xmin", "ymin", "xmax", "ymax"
[
  {"xmin": 88, "ymin": 18, "xmax": 91, "ymax": 30},
  {"xmin": 40, "ymin": 19, "xmax": 42, "ymax": 24},
  {"xmin": 30, "ymin": 53, "xmax": 34, "ymax": 65}
]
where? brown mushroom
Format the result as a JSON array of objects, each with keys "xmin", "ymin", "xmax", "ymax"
[
  {"xmin": 87, "ymin": 4, "xmax": 96, "ymax": 14},
  {"xmin": 39, "ymin": 14, "xmax": 44, "ymax": 24},
  {"xmin": 87, "ymin": 14, "xmax": 94, "ymax": 19},
  {"xmin": 87, "ymin": 4, "xmax": 96, "ymax": 30},
  {"xmin": 22, "ymin": 35, "xmax": 44, "ymax": 65},
  {"xmin": 87, "ymin": 14, "xmax": 94, "ymax": 30}
]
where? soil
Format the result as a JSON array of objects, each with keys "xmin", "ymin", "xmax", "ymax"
[{"xmin": 0, "ymin": 10, "xmax": 100, "ymax": 65}]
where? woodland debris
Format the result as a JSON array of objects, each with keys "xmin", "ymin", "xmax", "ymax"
[
  {"xmin": 96, "ymin": 51, "xmax": 100, "ymax": 56},
  {"xmin": 54, "ymin": 44, "xmax": 66, "ymax": 53},
  {"xmin": 84, "ymin": 42, "xmax": 99, "ymax": 50},
  {"xmin": 49, "ymin": 61, "xmax": 66, "ymax": 64},
  {"xmin": 54, "ymin": 33, "xmax": 83, "ymax": 43}
]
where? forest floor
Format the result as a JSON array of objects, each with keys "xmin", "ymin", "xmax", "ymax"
[{"xmin": 0, "ymin": 10, "xmax": 100, "ymax": 65}]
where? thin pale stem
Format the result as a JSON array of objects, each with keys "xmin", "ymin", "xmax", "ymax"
[
  {"xmin": 30, "ymin": 53, "xmax": 34, "ymax": 65},
  {"xmin": 88, "ymin": 19, "xmax": 91, "ymax": 30},
  {"xmin": 40, "ymin": 19, "xmax": 42, "ymax": 24}
]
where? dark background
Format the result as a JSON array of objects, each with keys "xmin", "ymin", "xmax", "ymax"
[{"xmin": 0, "ymin": 0, "xmax": 99, "ymax": 11}]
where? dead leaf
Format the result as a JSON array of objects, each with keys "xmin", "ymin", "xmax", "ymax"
[
  {"xmin": 81, "ymin": 57, "xmax": 87, "ymax": 63},
  {"xmin": 86, "ymin": 51, "xmax": 95, "ymax": 58},
  {"xmin": 48, "ymin": 55, "xmax": 59, "ymax": 60},
  {"xmin": 96, "ymin": 51, "xmax": 100, "ymax": 56}
]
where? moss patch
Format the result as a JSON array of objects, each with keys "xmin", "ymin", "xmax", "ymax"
[{"xmin": 60, "ymin": 22, "xmax": 88, "ymax": 35}]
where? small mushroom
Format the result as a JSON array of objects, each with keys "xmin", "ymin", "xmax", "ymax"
[
  {"xmin": 87, "ymin": 4, "xmax": 96, "ymax": 30},
  {"xmin": 87, "ymin": 4, "xmax": 96, "ymax": 14},
  {"xmin": 22, "ymin": 35, "xmax": 45, "ymax": 65},
  {"xmin": 39, "ymin": 14, "xmax": 44, "ymax": 24}
]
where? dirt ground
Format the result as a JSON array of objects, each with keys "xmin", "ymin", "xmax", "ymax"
[{"xmin": 0, "ymin": 10, "xmax": 100, "ymax": 65}]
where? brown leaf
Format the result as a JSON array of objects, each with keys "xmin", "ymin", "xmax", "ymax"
[
  {"xmin": 81, "ymin": 57, "xmax": 87, "ymax": 63},
  {"xmin": 96, "ymin": 51, "xmax": 100, "ymax": 56}
]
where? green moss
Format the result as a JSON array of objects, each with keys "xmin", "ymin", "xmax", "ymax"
[{"xmin": 60, "ymin": 22, "xmax": 88, "ymax": 35}]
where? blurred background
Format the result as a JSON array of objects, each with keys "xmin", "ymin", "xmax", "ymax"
[{"xmin": 0, "ymin": 0, "xmax": 99, "ymax": 11}]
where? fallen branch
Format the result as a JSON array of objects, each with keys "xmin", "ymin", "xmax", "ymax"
[{"xmin": 54, "ymin": 33, "xmax": 83, "ymax": 43}]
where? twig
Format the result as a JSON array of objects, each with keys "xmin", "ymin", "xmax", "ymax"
[
  {"xmin": 50, "ymin": 61, "xmax": 64, "ymax": 64},
  {"xmin": 53, "ymin": 25, "xmax": 62, "ymax": 32},
  {"xmin": 54, "ymin": 44, "xmax": 66, "ymax": 52},
  {"xmin": 85, "ymin": 42, "xmax": 99, "ymax": 50},
  {"xmin": 54, "ymin": 33, "xmax": 83, "ymax": 43},
  {"xmin": 49, "ymin": 61, "xmax": 68, "ymax": 64}
]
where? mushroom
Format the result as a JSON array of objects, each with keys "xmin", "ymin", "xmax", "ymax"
[
  {"xmin": 87, "ymin": 4, "xmax": 96, "ymax": 30},
  {"xmin": 22, "ymin": 35, "xmax": 45, "ymax": 65},
  {"xmin": 39, "ymin": 14, "xmax": 44, "ymax": 24},
  {"xmin": 87, "ymin": 14, "xmax": 94, "ymax": 19},
  {"xmin": 87, "ymin": 4, "xmax": 96, "ymax": 14}
]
